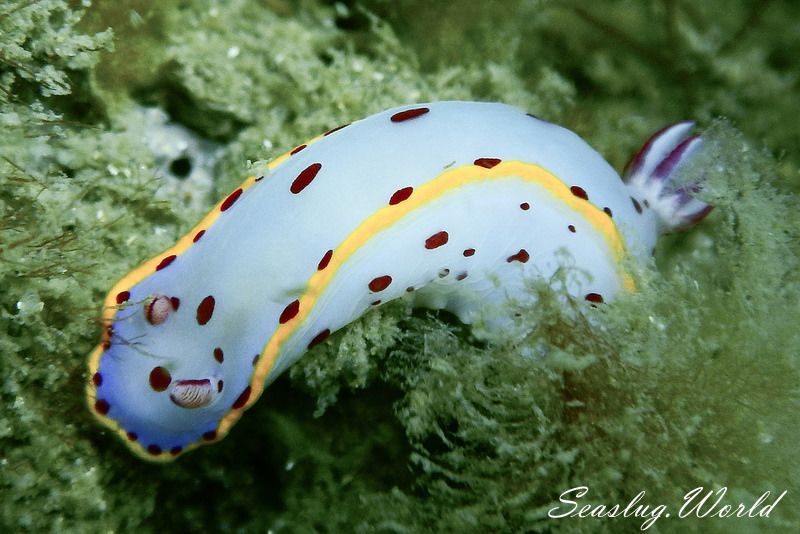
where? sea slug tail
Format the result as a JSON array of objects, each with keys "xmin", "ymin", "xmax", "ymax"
[{"xmin": 624, "ymin": 121, "xmax": 713, "ymax": 232}]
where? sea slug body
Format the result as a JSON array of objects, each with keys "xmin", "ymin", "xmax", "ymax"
[{"xmin": 87, "ymin": 102, "xmax": 711, "ymax": 460}]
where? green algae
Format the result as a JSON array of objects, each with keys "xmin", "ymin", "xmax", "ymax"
[{"xmin": 1, "ymin": 0, "xmax": 798, "ymax": 532}]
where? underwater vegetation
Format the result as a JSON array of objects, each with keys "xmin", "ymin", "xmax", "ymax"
[{"xmin": 0, "ymin": 0, "xmax": 798, "ymax": 532}]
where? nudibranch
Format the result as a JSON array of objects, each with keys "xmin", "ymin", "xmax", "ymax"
[{"xmin": 87, "ymin": 102, "xmax": 711, "ymax": 460}]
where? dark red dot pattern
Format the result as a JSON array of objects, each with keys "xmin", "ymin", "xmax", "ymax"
[
  {"xmin": 95, "ymin": 399, "xmax": 110, "ymax": 415},
  {"xmin": 585, "ymin": 293, "xmax": 604, "ymax": 303},
  {"xmin": 507, "ymin": 249, "xmax": 530, "ymax": 263},
  {"xmin": 149, "ymin": 366, "xmax": 172, "ymax": 392},
  {"xmin": 570, "ymin": 186, "xmax": 588, "ymax": 200},
  {"xmin": 156, "ymin": 255, "xmax": 177, "ymax": 271},
  {"xmin": 196, "ymin": 295, "xmax": 215, "ymax": 325},
  {"xmin": 568, "ymin": 225, "xmax": 576, "ymax": 233},
  {"xmin": 279, "ymin": 300, "xmax": 300, "ymax": 324},
  {"xmin": 631, "ymin": 197, "xmax": 643, "ymax": 214},
  {"xmin": 232, "ymin": 386, "xmax": 251, "ymax": 409},
  {"xmin": 318, "ymin": 249, "xmax": 333, "ymax": 270},
  {"xmin": 291, "ymin": 163, "xmax": 322, "ymax": 194},
  {"xmin": 603, "ymin": 207, "xmax": 613, "ymax": 217},
  {"xmin": 100, "ymin": 108, "xmax": 628, "ymax": 451},
  {"xmin": 308, "ymin": 328, "xmax": 331, "ymax": 349},
  {"xmin": 369, "ymin": 275, "xmax": 392, "ymax": 292},
  {"xmin": 389, "ymin": 186, "xmax": 413, "ymax": 205},
  {"xmin": 126, "ymin": 432, "xmax": 138, "ymax": 442},
  {"xmin": 170, "ymin": 297, "xmax": 180, "ymax": 310},
  {"xmin": 425, "ymin": 231, "xmax": 449, "ymax": 249},
  {"xmin": 220, "ymin": 188, "xmax": 243, "ymax": 212},
  {"xmin": 474, "ymin": 157, "xmax": 501, "ymax": 169},
  {"xmin": 390, "ymin": 107, "xmax": 429, "ymax": 122}
]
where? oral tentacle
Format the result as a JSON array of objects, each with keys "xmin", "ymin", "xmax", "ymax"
[{"xmin": 169, "ymin": 379, "xmax": 214, "ymax": 409}]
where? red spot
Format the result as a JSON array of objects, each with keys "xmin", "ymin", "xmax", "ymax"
[
  {"xmin": 308, "ymin": 328, "xmax": 331, "ymax": 349},
  {"xmin": 196, "ymin": 295, "xmax": 215, "ymax": 325},
  {"xmin": 156, "ymin": 255, "xmax": 177, "ymax": 271},
  {"xmin": 368, "ymin": 275, "xmax": 392, "ymax": 292},
  {"xmin": 92, "ymin": 372, "xmax": 102, "ymax": 387},
  {"xmin": 631, "ymin": 197, "xmax": 643, "ymax": 214},
  {"xmin": 318, "ymin": 249, "xmax": 333, "ymax": 270},
  {"xmin": 603, "ymin": 207, "xmax": 613, "ymax": 217},
  {"xmin": 213, "ymin": 347, "xmax": 224, "ymax": 363},
  {"xmin": 507, "ymin": 249, "xmax": 530, "ymax": 263},
  {"xmin": 568, "ymin": 225, "xmax": 576, "ymax": 233},
  {"xmin": 324, "ymin": 123, "xmax": 349, "ymax": 136},
  {"xmin": 456, "ymin": 272, "xmax": 468, "ymax": 281},
  {"xmin": 425, "ymin": 231, "xmax": 449, "ymax": 249},
  {"xmin": 220, "ymin": 188, "xmax": 243, "ymax": 211},
  {"xmin": 371, "ymin": 300, "xmax": 381, "ymax": 306},
  {"xmin": 170, "ymin": 296, "xmax": 180, "ymax": 310},
  {"xmin": 102, "ymin": 340, "xmax": 110, "ymax": 351},
  {"xmin": 149, "ymin": 367, "xmax": 172, "ymax": 392},
  {"xmin": 95, "ymin": 399, "xmax": 110, "ymax": 415},
  {"xmin": 463, "ymin": 248, "xmax": 476, "ymax": 257},
  {"xmin": 147, "ymin": 445, "xmax": 162, "ymax": 456},
  {"xmin": 126, "ymin": 432, "xmax": 138, "ymax": 442},
  {"xmin": 585, "ymin": 292, "xmax": 604, "ymax": 304},
  {"xmin": 474, "ymin": 157, "xmax": 501, "ymax": 168},
  {"xmin": 203, "ymin": 430, "xmax": 217, "ymax": 441},
  {"xmin": 116, "ymin": 291, "xmax": 130, "ymax": 304},
  {"xmin": 290, "ymin": 144, "xmax": 307, "ymax": 155},
  {"xmin": 291, "ymin": 163, "xmax": 322, "ymax": 194},
  {"xmin": 279, "ymin": 300, "xmax": 300, "ymax": 324},
  {"xmin": 570, "ymin": 186, "xmax": 588, "ymax": 200},
  {"xmin": 389, "ymin": 186, "xmax": 413, "ymax": 205},
  {"xmin": 232, "ymin": 386, "xmax": 251, "ymax": 409},
  {"xmin": 520, "ymin": 202, "xmax": 530, "ymax": 210},
  {"xmin": 390, "ymin": 107, "xmax": 429, "ymax": 122},
  {"xmin": 170, "ymin": 447, "xmax": 183, "ymax": 456},
  {"xmin": 193, "ymin": 230, "xmax": 206, "ymax": 243}
]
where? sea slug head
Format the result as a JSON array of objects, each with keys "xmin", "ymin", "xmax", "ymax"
[{"xmin": 88, "ymin": 272, "xmax": 253, "ymax": 459}]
